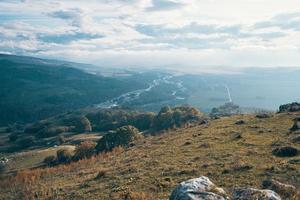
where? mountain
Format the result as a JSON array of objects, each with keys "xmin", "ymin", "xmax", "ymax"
[{"xmin": 0, "ymin": 54, "xmax": 149, "ymax": 125}]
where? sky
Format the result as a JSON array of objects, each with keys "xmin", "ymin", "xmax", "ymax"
[{"xmin": 0, "ymin": 0, "xmax": 300, "ymax": 70}]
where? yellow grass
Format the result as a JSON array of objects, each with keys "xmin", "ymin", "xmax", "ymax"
[{"xmin": 1, "ymin": 113, "xmax": 300, "ymax": 200}]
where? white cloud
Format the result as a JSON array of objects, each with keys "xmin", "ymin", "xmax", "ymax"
[{"xmin": 0, "ymin": 0, "xmax": 300, "ymax": 70}]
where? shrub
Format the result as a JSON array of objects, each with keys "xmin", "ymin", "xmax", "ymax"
[
  {"xmin": 56, "ymin": 149, "xmax": 73, "ymax": 164},
  {"xmin": 58, "ymin": 135, "xmax": 66, "ymax": 144},
  {"xmin": 131, "ymin": 113, "xmax": 155, "ymax": 131},
  {"xmin": 73, "ymin": 116, "xmax": 92, "ymax": 133},
  {"xmin": 18, "ymin": 136, "xmax": 36, "ymax": 149},
  {"xmin": 96, "ymin": 125, "xmax": 141, "ymax": 152},
  {"xmin": 153, "ymin": 106, "xmax": 205, "ymax": 131},
  {"xmin": 73, "ymin": 141, "xmax": 96, "ymax": 161},
  {"xmin": 24, "ymin": 121, "xmax": 50, "ymax": 134},
  {"xmin": 43, "ymin": 155, "xmax": 56, "ymax": 167},
  {"xmin": 95, "ymin": 169, "xmax": 108, "ymax": 179},
  {"xmin": 0, "ymin": 158, "xmax": 8, "ymax": 175},
  {"xmin": 9, "ymin": 133, "xmax": 19, "ymax": 142},
  {"xmin": 38, "ymin": 126, "xmax": 70, "ymax": 138}
]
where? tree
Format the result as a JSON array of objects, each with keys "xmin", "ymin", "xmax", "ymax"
[
  {"xmin": 73, "ymin": 141, "xmax": 96, "ymax": 161},
  {"xmin": 96, "ymin": 125, "xmax": 141, "ymax": 152},
  {"xmin": 43, "ymin": 155, "xmax": 56, "ymax": 167},
  {"xmin": 74, "ymin": 116, "xmax": 92, "ymax": 133},
  {"xmin": 56, "ymin": 149, "xmax": 73, "ymax": 164}
]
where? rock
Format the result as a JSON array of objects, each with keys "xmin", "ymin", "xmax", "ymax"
[
  {"xmin": 272, "ymin": 146, "xmax": 299, "ymax": 157},
  {"xmin": 279, "ymin": 102, "xmax": 300, "ymax": 112},
  {"xmin": 290, "ymin": 121, "xmax": 299, "ymax": 132},
  {"xmin": 231, "ymin": 132, "xmax": 242, "ymax": 140},
  {"xmin": 261, "ymin": 179, "xmax": 296, "ymax": 199},
  {"xmin": 169, "ymin": 176, "xmax": 229, "ymax": 200},
  {"xmin": 290, "ymin": 135, "xmax": 300, "ymax": 143},
  {"xmin": 232, "ymin": 188, "xmax": 281, "ymax": 200},
  {"xmin": 288, "ymin": 159, "xmax": 300, "ymax": 164},
  {"xmin": 235, "ymin": 120, "xmax": 245, "ymax": 125},
  {"xmin": 256, "ymin": 113, "xmax": 271, "ymax": 119}
]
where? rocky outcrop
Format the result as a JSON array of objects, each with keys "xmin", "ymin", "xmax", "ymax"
[
  {"xmin": 290, "ymin": 119, "xmax": 300, "ymax": 132},
  {"xmin": 272, "ymin": 146, "xmax": 299, "ymax": 157},
  {"xmin": 279, "ymin": 102, "xmax": 300, "ymax": 112},
  {"xmin": 261, "ymin": 179, "xmax": 296, "ymax": 199},
  {"xmin": 169, "ymin": 176, "xmax": 229, "ymax": 200},
  {"xmin": 232, "ymin": 188, "xmax": 281, "ymax": 200}
]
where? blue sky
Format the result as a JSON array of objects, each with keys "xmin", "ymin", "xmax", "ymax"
[{"xmin": 0, "ymin": 0, "xmax": 300, "ymax": 71}]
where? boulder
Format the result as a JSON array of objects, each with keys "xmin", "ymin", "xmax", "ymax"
[
  {"xmin": 256, "ymin": 113, "xmax": 272, "ymax": 119},
  {"xmin": 279, "ymin": 102, "xmax": 300, "ymax": 112},
  {"xmin": 232, "ymin": 188, "xmax": 281, "ymax": 200},
  {"xmin": 235, "ymin": 120, "xmax": 245, "ymax": 125},
  {"xmin": 272, "ymin": 146, "xmax": 299, "ymax": 157},
  {"xmin": 290, "ymin": 121, "xmax": 299, "ymax": 132},
  {"xmin": 261, "ymin": 179, "xmax": 296, "ymax": 199},
  {"xmin": 169, "ymin": 176, "xmax": 229, "ymax": 200}
]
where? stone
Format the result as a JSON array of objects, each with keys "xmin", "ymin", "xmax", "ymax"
[
  {"xmin": 232, "ymin": 188, "xmax": 281, "ymax": 200},
  {"xmin": 169, "ymin": 176, "xmax": 228, "ymax": 200},
  {"xmin": 261, "ymin": 179, "xmax": 296, "ymax": 199},
  {"xmin": 290, "ymin": 121, "xmax": 299, "ymax": 132},
  {"xmin": 235, "ymin": 120, "xmax": 245, "ymax": 125},
  {"xmin": 272, "ymin": 146, "xmax": 299, "ymax": 157},
  {"xmin": 256, "ymin": 113, "xmax": 271, "ymax": 119}
]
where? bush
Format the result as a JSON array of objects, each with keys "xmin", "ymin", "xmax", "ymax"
[
  {"xmin": 38, "ymin": 126, "xmax": 70, "ymax": 138},
  {"xmin": 9, "ymin": 133, "xmax": 19, "ymax": 142},
  {"xmin": 43, "ymin": 155, "xmax": 56, "ymax": 167},
  {"xmin": 18, "ymin": 136, "xmax": 36, "ymax": 149},
  {"xmin": 73, "ymin": 141, "xmax": 96, "ymax": 161},
  {"xmin": 131, "ymin": 113, "xmax": 155, "ymax": 131},
  {"xmin": 58, "ymin": 135, "xmax": 66, "ymax": 144},
  {"xmin": 56, "ymin": 149, "xmax": 73, "ymax": 164},
  {"xmin": 0, "ymin": 162, "xmax": 6, "ymax": 175},
  {"xmin": 0, "ymin": 157, "xmax": 8, "ymax": 175},
  {"xmin": 96, "ymin": 125, "xmax": 141, "ymax": 152},
  {"xmin": 153, "ymin": 106, "xmax": 205, "ymax": 131},
  {"xmin": 24, "ymin": 121, "xmax": 50, "ymax": 134},
  {"xmin": 73, "ymin": 116, "xmax": 92, "ymax": 133}
]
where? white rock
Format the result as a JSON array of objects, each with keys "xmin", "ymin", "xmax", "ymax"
[{"xmin": 169, "ymin": 176, "xmax": 228, "ymax": 200}]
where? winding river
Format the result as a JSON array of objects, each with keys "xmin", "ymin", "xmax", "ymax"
[{"xmin": 95, "ymin": 75, "xmax": 186, "ymax": 109}]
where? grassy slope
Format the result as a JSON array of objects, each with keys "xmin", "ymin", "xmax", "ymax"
[{"xmin": 1, "ymin": 112, "xmax": 300, "ymax": 199}]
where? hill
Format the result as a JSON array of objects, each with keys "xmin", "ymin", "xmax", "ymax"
[
  {"xmin": 0, "ymin": 110, "xmax": 299, "ymax": 199},
  {"xmin": 0, "ymin": 54, "xmax": 149, "ymax": 125}
]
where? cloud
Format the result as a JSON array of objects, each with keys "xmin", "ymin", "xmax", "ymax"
[
  {"xmin": 0, "ymin": 0, "xmax": 300, "ymax": 69},
  {"xmin": 38, "ymin": 32, "xmax": 103, "ymax": 44},
  {"xmin": 48, "ymin": 8, "xmax": 87, "ymax": 27},
  {"xmin": 254, "ymin": 12, "xmax": 300, "ymax": 31},
  {"xmin": 147, "ymin": 0, "xmax": 184, "ymax": 11}
]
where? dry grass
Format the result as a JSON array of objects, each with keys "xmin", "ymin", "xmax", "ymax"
[{"xmin": 1, "ymin": 113, "xmax": 300, "ymax": 199}]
